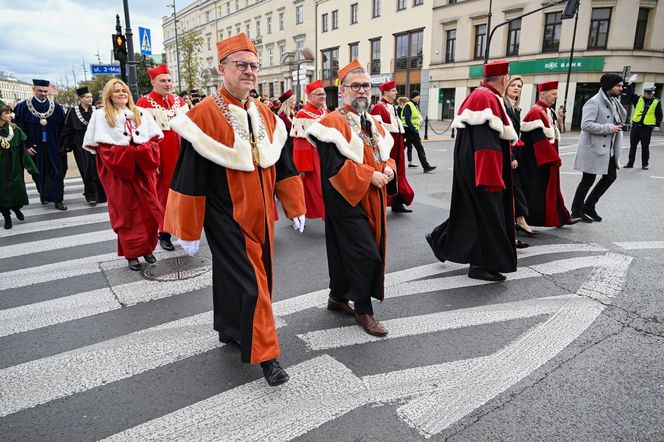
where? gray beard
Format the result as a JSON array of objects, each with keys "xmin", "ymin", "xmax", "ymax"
[{"xmin": 350, "ymin": 98, "xmax": 368, "ymax": 113}]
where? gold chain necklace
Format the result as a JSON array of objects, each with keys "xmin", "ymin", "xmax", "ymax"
[
  {"xmin": 146, "ymin": 94, "xmax": 183, "ymax": 120},
  {"xmin": 26, "ymin": 98, "xmax": 55, "ymax": 126},
  {"xmin": 1, "ymin": 124, "xmax": 15, "ymax": 149},
  {"xmin": 212, "ymin": 91, "xmax": 266, "ymax": 166},
  {"xmin": 74, "ymin": 105, "xmax": 90, "ymax": 126},
  {"xmin": 338, "ymin": 106, "xmax": 382, "ymax": 164}
]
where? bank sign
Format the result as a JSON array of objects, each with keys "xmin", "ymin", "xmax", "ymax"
[{"xmin": 469, "ymin": 56, "xmax": 605, "ymax": 78}]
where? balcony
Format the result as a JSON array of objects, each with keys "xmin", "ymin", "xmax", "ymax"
[
  {"xmin": 369, "ymin": 59, "xmax": 381, "ymax": 75},
  {"xmin": 393, "ymin": 55, "xmax": 423, "ymax": 71}
]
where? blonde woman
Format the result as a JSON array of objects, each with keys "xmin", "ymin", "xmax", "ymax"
[
  {"xmin": 504, "ymin": 76, "xmax": 536, "ymax": 241},
  {"xmin": 83, "ymin": 79, "xmax": 164, "ymax": 271},
  {"xmin": 277, "ymin": 91, "xmax": 296, "ymax": 154}
]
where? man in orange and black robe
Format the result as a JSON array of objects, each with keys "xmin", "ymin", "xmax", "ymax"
[
  {"xmin": 164, "ymin": 33, "xmax": 305, "ymax": 386},
  {"xmin": 306, "ymin": 60, "xmax": 396, "ymax": 337}
]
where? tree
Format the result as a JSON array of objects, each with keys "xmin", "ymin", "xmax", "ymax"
[
  {"xmin": 87, "ymin": 75, "xmax": 118, "ymax": 99},
  {"xmin": 179, "ymin": 29, "xmax": 204, "ymax": 93},
  {"xmin": 135, "ymin": 53, "xmax": 158, "ymax": 95}
]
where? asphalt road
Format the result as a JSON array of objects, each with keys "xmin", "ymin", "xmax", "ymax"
[{"xmin": 1, "ymin": 134, "xmax": 663, "ymax": 441}]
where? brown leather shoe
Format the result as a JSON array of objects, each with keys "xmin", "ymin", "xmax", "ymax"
[
  {"xmin": 327, "ymin": 297, "xmax": 355, "ymax": 316},
  {"xmin": 355, "ymin": 314, "xmax": 388, "ymax": 337}
]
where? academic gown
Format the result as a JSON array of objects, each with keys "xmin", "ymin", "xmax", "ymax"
[
  {"xmin": 164, "ymin": 87, "xmax": 305, "ymax": 364},
  {"xmin": 13, "ymin": 97, "xmax": 66, "ymax": 203},
  {"xmin": 60, "ymin": 105, "xmax": 107, "ymax": 203},
  {"xmin": 519, "ymin": 101, "xmax": 571, "ymax": 227},
  {"xmin": 0, "ymin": 123, "xmax": 38, "ymax": 210},
  {"xmin": 306, "ymin": 105, "xmax": 397, "ymax": 303},
  {"xmin": 504, "ymin": 103, "xmax": 528, "ymax": 217},
  {"xmin": 427, "ymin": 83, "xmax": 518, "ymax": 273},
  {"xmin": 370, "ymin": 98, "xmax": 415, "ymax": 207},
  {"xmin": 82, "ymin": 108, "xmax": 164, "ymax": 258},
  {"xmin": 136, "ymin": 91, "xmax": 185, "ymax": 231},
  {"xmin": 291, "ymin": 102, "xmax": 328, "ymax": 220}
]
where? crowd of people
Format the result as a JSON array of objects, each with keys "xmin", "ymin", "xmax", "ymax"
[{"xmin": 1, "ymin": 31, "xmax": 661, "ymax": 387}]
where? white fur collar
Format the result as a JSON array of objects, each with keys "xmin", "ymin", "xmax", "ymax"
[
  {"xmin": 305, "ymin": 112, "xmax": 393, "ymax": 164},
  {"xmin": 451, "ymin": 97, "xmax": 518, "ymax": 142},
  {"xmin": 169, "ymin": 101, "xmax": 286, "ymax": 171},
  {"xmin": 290, "ymin": 117, "xmax": 317, "ymax": 138},
  {"xmin": 82, "ymin": 106, "xmax": 164, "ymax": 154},
  {"xmin": 375, "ymin": 102, "xmax": 405, "ymax": 134},
  {"xmin": 520, "ymin": 107, "xmax": 559, "ymax": 143}
]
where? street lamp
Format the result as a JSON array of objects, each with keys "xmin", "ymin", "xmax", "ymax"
[{"xmin": 167, "ymin": 0, "xmax": 182, "ymax": 93}]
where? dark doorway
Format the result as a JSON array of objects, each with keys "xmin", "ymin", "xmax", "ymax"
[
  {"xmin": 439, "ymin": 88, "xmax": 456, "ymax": 120},
  {"xmin": 324, "ymin": 86, "xmax": 339, "ymax": 111},
  {"xmin": 572, "ymin": 83, "xmax": 600, "ymax": 129}
]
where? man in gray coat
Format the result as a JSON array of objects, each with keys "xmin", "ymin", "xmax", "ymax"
[{"xmin": 571, "ymin": 73, "xmax": 627, "ymax": 223}]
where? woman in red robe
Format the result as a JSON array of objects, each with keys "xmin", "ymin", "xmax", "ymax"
[{"xmin": 83, "ymin": 79, "xmax": 164, "ymax": 271}]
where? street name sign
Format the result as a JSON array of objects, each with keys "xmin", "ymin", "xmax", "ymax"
[{"xmin": 90, "ymin": 64, "xmax": 121, "ymax": 75}]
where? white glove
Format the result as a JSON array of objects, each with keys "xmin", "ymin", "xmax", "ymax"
[
  {"xmin": 179, "ymin": 239, "xmax": 200, "ymax": 256},
  {"xmin": 384, "ymin": 166, "xmax": 394, "ymax": 181},
  {"xmin": 654, "ymin": 127, "xmax": 661, "ymax": 132},
  {"xmin": 628, "ymin": 74, "xmax": 637, "ymax": 85},
  {"xmin": 292, "ymin": 215, "xmax": 306, "ymax": 233}
]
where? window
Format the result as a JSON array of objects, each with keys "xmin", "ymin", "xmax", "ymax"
[
  {"xmin": 267, "ymin": 16, "xmax": 272, "ymax": 34},
  {"xmin": 506, "ymin": 18, "xmax": 521, "ymax": 56},
  {"xmin": 445, "ymin": 29, "xmax": 456, "ymax": 63},
  {"xmin": 226, "ymin": 2, "xmax": 230, "ymax": 15},
  {"xmin": 414, "ymin": 0, "xmax": 423, "ymax": 5},
  {"xmin": 397, "ymin": 0, "xmax": 406, "ymax": 11},
  {"xmin": 588, "ymin": 8, "xmax": 611, "ymax": 50},
  {"xmin": 448, "ymin": 0, "xmax": 457, "ymax": 3},
  {"xmin": 236, "ymin": 25, "xmax": 241, "ymax": 34},
  {"xmin": 322, "ymin": 13, "xmax": 329, "ymax": 32},
  {"xmin": 235, "ymin": 0, "xmax": 239, "ymax": 11},
  {"xmin": 349, "ymin": 42, "xmax": 359, "ymax": 61},
  {"xmin": 634, "ymin": 8, "xmax": 649, "ymax": 50},
  {"xmin": 207, "ymin": 36, "xmax": 211, "ymax": 51},
  {"xmin": 332, "ymin": 10, "xmax": 339, "ymax": 29},
  {"xmin": 206, "ymin": 11, "xmax": 211, "ymax": 22},
  {"xmin": 246, "ymin": 23, "xmax": 250, "ymax": 37},
  {"xmin": 321, "ymin": 47, "xmax": 339, "ymax": 79},
  {"xmin": 350, "ymin": 3, "xmax": 358, "ymax": 24},
  {"xmin": 372, "ymin": 0, "xmax": 381, "ymax": 18},
  {"xmin": 279, "ymin": 12, "xmax": 284, "ymax": 30},
  {"xmin": 395, "ymin": 30, "xmax": 423, "ymax": 70},
  {"xmin": 409, "ymin": 30, "xmax": 423, "ymax": 68},
  {"xmin": 279, "ymin": 44, "xmax": 285, "ymax": 61},
  {"xmin": 370, "ymin": 39, "xmax": 381, "ymax": 74},
  {"xmin": 395, "ymin": 34, "xmax": 408, "ymax": 70},
  {"xmin": 474, "ymin": 24, "xmax": 487, "ymax": 60},
  {"xmin": 268, "ymin": 47, "xmax": 274, "ymax": 66},
  {"xmin": 296, "ymin": 5, "xmax": 304, "ymax": 24},
  {"xmin": 542, "ymin": 12, "xmax": 562, "ymax": 52},
  {"xmin": 256, "ymin": 19, "xmax": 261, "ymax": 36}
]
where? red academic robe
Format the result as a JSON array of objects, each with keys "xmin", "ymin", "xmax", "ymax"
[
  {"xmin": 370, "ymin": 98, "xmax": 414, "ymax": 206},
  {"xmin": 291, "ymin": 102, "xmax": 328, "ymax": 220},
  {"xmin": 306, "ymin": 105, "xmax": 397, "ymax": 302},
  {"xmin": 136, "ymin": 91, "xmax": 185, "ymax": 231},
  {"xmin": 164, "ymin": 87, "xmax": 305, "ymax": 364},
  {"xmin": 519, "ymin": 101, "xmax": 571, "ymax": 227}
]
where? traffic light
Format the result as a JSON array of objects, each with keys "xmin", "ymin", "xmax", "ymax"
[
  {"xmin": 112, "ymin": 33, "xmax": 128, "ymax": 62},
  {"xmin": 562, "ymin": 0, "xmax": 580, "ymax": 19}
]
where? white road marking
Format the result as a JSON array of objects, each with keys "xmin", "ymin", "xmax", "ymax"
[
  {"xmin": 559, "ymin": 144, "xmax": 577, "ymax": 151},
  {"xmin": 102, "ymin": 355, "xmax": 366, "ymax": 442},
  {"xmin": 396, "ymin": 253, "xmax": 632, "ymax": 437},
  {"xmin": 560, "ymin": 171, "xmax": 581, "ymax": 175},
  {"xmin": 0, "ymin": 230, "xmax": 117, "ymax": 259},
  {"xmin": 19, "ymin": 201, "xmax": 107, "ymax": 218},
  {"xmin": 27, "ymin": 184, "xmax": 84, "ymax": 197},
  {"xmin": 0, "ymin": 212, "xmax": 109, "ymax": 237},
  {"xmin": 559, "ymin": 151, "xmax": 576, "ymax": 156},
  {"xmin": 614, "ymin": 241, "xmax": 664, "ymax": 250},
  {"xmin": 25, "ymin": 177, "xmax": 82, "ymax": 189},
  {"xmin": 650, "ymin": 176, "xmax": 664, "ymax": 179}
]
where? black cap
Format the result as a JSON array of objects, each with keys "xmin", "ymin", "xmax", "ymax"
[
  {"xmin": 600, "ymin": 73, "xmax": 623, "ymax": 91},
  {"xmin": 32, "ymin": 79, "xmax": 50, "ymax": 87},
  {"xmin": 410, "ymin": 90, "xmax": 420, "ymax": 99},
  {"xmin": 76, "ymin": 86, "xmax": 90, "ymax": 96}
]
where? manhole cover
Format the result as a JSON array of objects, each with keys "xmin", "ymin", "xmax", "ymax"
[
  {"xmin": 143, "ymin": 256, "xmax": 212, "ymax": 281},
  {"xmin": 429, "ymin": 191, "xmax": 451, "ymax": 202}
]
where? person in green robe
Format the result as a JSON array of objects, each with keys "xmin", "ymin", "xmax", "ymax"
[{"xmin": 0, "ymin": 100, "xmax": 39, "ymax": 229}]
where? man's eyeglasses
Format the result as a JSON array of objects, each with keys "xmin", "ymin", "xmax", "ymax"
[
  {"xmin": 343, "ymin": 82, "xmax": 372, "ymax": 92},
  {"xmin": 230, "ymin": 61, "xmax": 260, "ymax": 72}
]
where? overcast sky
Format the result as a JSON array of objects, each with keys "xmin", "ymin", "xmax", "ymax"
[{"xmin": 0, "ymin": 0, "xmax": 192, "ymax": 86}]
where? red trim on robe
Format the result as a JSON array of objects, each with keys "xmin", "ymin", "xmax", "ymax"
[{"xmin": 474, "ymin": 149, "xmax": 505, "ymax": 189}]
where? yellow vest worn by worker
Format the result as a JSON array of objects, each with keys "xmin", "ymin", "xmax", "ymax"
[
  {"xmin": 632, "ymin": 96, "xmax": 659, "ymax": 126},
  {"xmin": 400, "ymin": 101, "xmax": 422, "ymax": 130}
]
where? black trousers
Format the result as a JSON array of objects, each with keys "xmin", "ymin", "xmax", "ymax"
[
  {"xmin": 571, "ymin": 156, "xmax": 617, "ymax": 213},
  {"xmin": 628, "ymin": 124, "xmax": 653, "ymax": 167},
  {"xmin": 330, "ymin": 295, "xmax": 373, "ymax": 315},
  {"xmin": 404, "ymin": 128, "xmax": 431, "ymax": 168}
]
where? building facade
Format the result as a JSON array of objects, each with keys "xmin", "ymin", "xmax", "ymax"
[
  {"xmin": 315, "ymin": 0, "xmax": 433, "ymax": 107},
  {"xmin": 428, "ymin": 0, "xmax": 664, "ymax": 129},
  {"xmin": 162, "ymin": 0, "xmax": 316, "ymax": 99},
  {"xmin": 0, "ymin": 73, "xmax": 33, "ymax": 107}
]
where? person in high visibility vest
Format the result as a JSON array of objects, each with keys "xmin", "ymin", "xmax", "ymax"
[
  {"xmin": 624, "ymin": 75, "xmax": 662, "ymax": 170},
  {"xmin": 401, "ymin": 90, "xmax": 436, "ymax": 173}
]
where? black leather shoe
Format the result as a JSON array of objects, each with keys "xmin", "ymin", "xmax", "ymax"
[
  {"xmin": 392, "ymin": 203, "xmax": 413, "ymax": 213},
  {"xmin": 159, "ymin": 237, "xmax": 175, "ymax": 251},
  {"xmin": 218, "ymin": 332, "xmax": 242, "ymax": 348},
  {"xmin": 515, "ymin": 239, "xmax": 529, "ymax": 249},
  {"xmin": 570, "ymin": 212, "xmax": 592, "ymax": 223},
  {"xmin": 468, "ymin": 265, "xmax": 506, "ymax": 282},
  {"xmin": 127, "ymin": 259, "xmax": 141, "ymax": 271},
  {"xmin": 12, "ymin": 208, "xmax": 24, "ymax": 221},
  {"xmin": 54, "ymin": 202, "xmax": 67, "ymax": 211},
  {"xmin": 423, "ymin": 165, "xmax": 437, "ymax": 173},
  {"xmin": 623, "ymin": 163, "xmax": 634, "ymax": 168},
  {"xmin": 261, "ymin": 359, "xmax": 290, "ymax": 387},
  {"xmin": 642, "ymin": 165, "xmax": 649, "ymax": 170},
  {"xmin": 143, "ymin": 254, "xmax": 157, "ymax": 264},
  {"xmin": 3, "ymin": 215, "xmax": 12, "ymax": 230},
  {"xmin": 584, "ymin": 208, "xmax": 602, "ymax": 222}
]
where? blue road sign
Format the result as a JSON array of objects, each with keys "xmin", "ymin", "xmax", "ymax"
[
  {"xmin": 139, "ymin": 27, "xmax": 152, "ymax": 55},
  {"xmin": 90, "ymin": 64, "xmax": 121, "ymax": 75}
]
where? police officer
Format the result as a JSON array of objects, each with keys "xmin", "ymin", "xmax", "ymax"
[
  {"xmin": 401, "ymin": 90, "xmax": 436, "ymax": 173},
  {"xmin": 624, "ymin": 74, "xmax": 662, "ymax": 170}
]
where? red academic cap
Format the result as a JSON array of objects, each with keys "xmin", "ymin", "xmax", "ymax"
[
  {"xmin": 379, "ymin": 81, "xmax": 396, "ymax": 92},
  {"xmin": 148, "ymin": 64, "xmax": 170, "ymax": 79},
  {"xmin": 216, "ymin": 32, "xmax": 257, "ymax": 61},
  {"xmin": 338, "ymin": 59, "xmax": 365, "ymax": 83},
  {"xmin": 305, "ymin": 80, "xmax": 323, "ymax": 95},
  {"xmin": 483, "ymin": 60, "xmax": 509, "ymax": 77},
  {"xmin": 278, "ymin": 89, "xmax": 293, "ymax": 102},
  {"xmin": 538, "ymin": 80, "xmax": 559, "ymax": 92}
]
